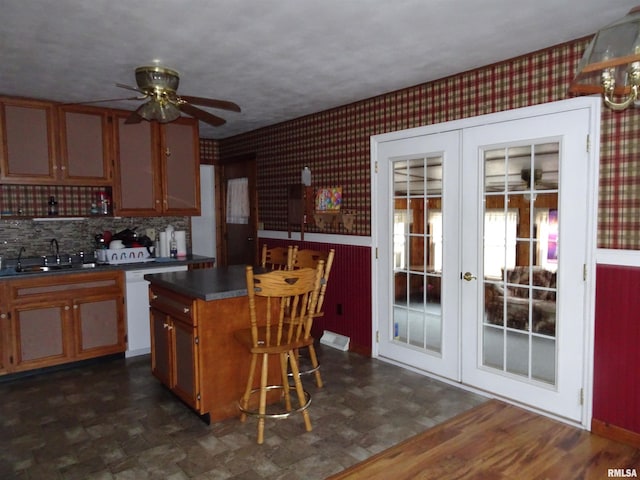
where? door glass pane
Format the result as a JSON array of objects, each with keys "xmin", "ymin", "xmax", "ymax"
[
  {"xmin": 392, "ymin": 155, "xmax": 443, "ymax": 354},
  {"xmin": 482, "ymin": 141, "xmax": 559, "ymax": 385}
]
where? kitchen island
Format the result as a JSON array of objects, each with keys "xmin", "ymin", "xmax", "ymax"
[{"xmin": 145, "ymin": 266, "xmax": 274, "ymax": 423}]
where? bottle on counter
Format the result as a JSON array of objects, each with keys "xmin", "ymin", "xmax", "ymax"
[
  {"xmin": 97, "ymin": 190, "xmax": 111, "ymax": 215},
  {"xmin": 47, "ymin": 196, "xmax": 58, "ymax": 216},
  {"xmin": 153, "ymin": 233, "xmax": 161, "ymax": 258},
  {"xmin": 170, "ymin": 232, "xmax": 178, "ymax": 259}
]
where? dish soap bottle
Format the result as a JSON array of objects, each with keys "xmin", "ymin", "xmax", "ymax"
[{"xmin": 47, "ymin": 196, "xmax": 58, "ymax": 216}]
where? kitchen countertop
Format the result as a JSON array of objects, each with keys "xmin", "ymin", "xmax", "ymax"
[
  {"xmin": 145, "ymin": 265, "xmax": 249, "ymax": 301},
  {"xmin": 0, "ymin": 255, "xmax": 215, "ymax": 280}
]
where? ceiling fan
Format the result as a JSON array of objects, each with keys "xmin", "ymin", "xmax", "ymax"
[
  {"xmin": 83, "ymin": 65, "xmax": 241, "ymax": 127},
  {"xmin": 521, "ymin": 167, "xmax": 558, "ymax": 190}
]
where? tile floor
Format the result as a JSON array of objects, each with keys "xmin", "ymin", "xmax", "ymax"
[{"xmin": 0, "ymin": 346, "xmax": 487, "ymax": 480}]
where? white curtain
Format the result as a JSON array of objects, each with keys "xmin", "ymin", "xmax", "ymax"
[
  {"xmin": 484, "ymin": 209, "xmax": 518, "ymax": 278},
  {"xmin": 226, "ymin": 177, "xmax": 249, "ymax": 224}
]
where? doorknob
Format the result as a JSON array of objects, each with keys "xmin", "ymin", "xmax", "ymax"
[{"xmin": 463, "ymin": 272, "xmax": 477, "ymax": 281}]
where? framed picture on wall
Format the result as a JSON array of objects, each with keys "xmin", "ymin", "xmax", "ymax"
[{"xmin": 315, "ymin": 187, "xmax": 342, "ymax": 212}]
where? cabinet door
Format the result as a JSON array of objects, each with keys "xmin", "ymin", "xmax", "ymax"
[
  {"xmin": 58, "ymin": 106, "xmax": 112, "ymax": 184},
  {"xmin": 0, "ymin": 310, "xmax": 7, "ymax": 373},
  {"xmin": 12, "ymin": 302, "xmax": 69, "ymax": 370},
  {"xmin": 161, "ymin": 119, "xmax": 201, "ymax": 215},
  {"xmin": 150, "ymin": 307, "xmax": 172, "ymax": 386},
  {"xmin": 114, "ymin": 112, "xmax": 161, "ymax": 216},
  {"xmin": 74, "ymin": 293, "xmax": 125, "ymax": 359},
  {"xmin": 172, "ymin": 319, "xmax": 199, "ymax": 410},
  {"xmin": 0, "ymin": 97, "xmax": 58, "ymax": 183}
]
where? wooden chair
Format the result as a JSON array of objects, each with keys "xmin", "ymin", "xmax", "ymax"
[
  {"xmin": 260, "ymin": 244, "xmax": 294, "ymax": 270},
  {"xmin": 289, "ymin": 248, "xmax": 336, "ymax": 388},
  {"xmin": 234, "ymin": 263, "xmax": 324, "ymax": 444}
]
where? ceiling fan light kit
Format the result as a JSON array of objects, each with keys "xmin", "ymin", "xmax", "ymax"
[{"xmin": 136, "ymin": 98, "xmax": 181, "ymax": 123}]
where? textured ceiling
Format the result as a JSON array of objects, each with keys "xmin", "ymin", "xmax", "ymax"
[{"xmin": 0, "ymin": 1, "xmax": 635, "ymax": 139}]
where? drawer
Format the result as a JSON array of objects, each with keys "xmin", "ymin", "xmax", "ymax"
[
  {"xmin": 149, "ymin": 285, "xmax": 196, "ymax": 325},
  {"xmin": 6, "ymin": 271, "xmax": 123, "ymax": 303}
]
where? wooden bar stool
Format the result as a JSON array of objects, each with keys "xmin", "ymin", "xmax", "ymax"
[
  {"xmin": 289, "ymin": 248, "xmax": 335, "ymax": 388},
  {"xmin": 234, "ymin": 263, "xmax": 324, "ymax": 444},
  {"xmin": 260, "ymin": 244, "xmax": 294, "ymax": 270}
]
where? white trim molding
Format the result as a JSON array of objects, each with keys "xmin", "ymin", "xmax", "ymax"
[{"xmin": 596, "ymin": 249, "xmax": 640, "ymax": 267}]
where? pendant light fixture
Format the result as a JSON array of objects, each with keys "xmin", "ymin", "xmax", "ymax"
[{"xmin": 569, "ymin": 6, "xmax": 640, "ymax": 111}]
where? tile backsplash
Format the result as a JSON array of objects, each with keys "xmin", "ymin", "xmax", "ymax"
[{"xmin": 0, "ymin": 216, "xmax": 190, "ymax": 259}]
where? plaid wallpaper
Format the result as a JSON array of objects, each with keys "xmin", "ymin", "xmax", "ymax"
[
  {"xmin": 0, "ymin": 185, "xmax": 110, "ymax": 217},
  {"xmin": 199, "ymin": 138, "xmax": 218, "ymax": 165},
  {"xmin": 216, "ymin": 37, "xmax": 640, "ymax": 250}
]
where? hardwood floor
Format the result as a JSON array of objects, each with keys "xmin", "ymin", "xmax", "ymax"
[{"xmin": 327, "ymin": 400, "xmax": 640, "ymax": 480}]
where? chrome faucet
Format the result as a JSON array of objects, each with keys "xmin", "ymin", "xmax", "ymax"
[
  {"xmin": 50, "ymin": 238, "xmax": 60, "ymax": 264},
  {"xmin": 15, "ymin": 246, "xmax": 26, "ymax": 272}
]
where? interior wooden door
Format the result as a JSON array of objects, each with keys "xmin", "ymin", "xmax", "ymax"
[{"xmin": 220, "ymin": 155, "xmax": 258, "ymax": 266}]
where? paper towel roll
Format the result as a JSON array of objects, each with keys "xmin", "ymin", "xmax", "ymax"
[
  {"xmin": 175, "ymin": 230, "xmax": 187, "ymax": 258},
  {"xmin": 159, "ymin": 231, "xmax": 170, "ymax": 258}
]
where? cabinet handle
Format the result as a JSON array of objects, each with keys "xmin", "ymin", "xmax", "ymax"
[
  {"xmin": 183, "ymin": 307, "xmax": 190, "ymax": 314},
  {"xmin": 152, "ymin": 294, "xmax": 158, "ymax": 300},
  {"xmin": 0, "ymin": 313, "xmax": 6, "ymax": 319},
  {"xmin": 64, "ymin": 305, "xmax": 70, "ymax": 311},
  {"xmin": 73, "ymin": 304, "xmax": 78, "ymax": 309},
  {"xmin": 165, "ymin": 147, "xmax": 171, "ymax": 157}
]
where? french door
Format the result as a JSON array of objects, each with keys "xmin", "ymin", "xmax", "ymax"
[
  {"xmin": 375, "ymin": 130, "xmax": 461, "ymax": 381},
  {"xmin": 372, "ymin": 98, "xmax": 599, "ymax": 423}
]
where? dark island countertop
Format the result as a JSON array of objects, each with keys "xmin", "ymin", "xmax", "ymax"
[{"xmin": 144, "ymin": 265, "xmax": 249, "ymax": 301}]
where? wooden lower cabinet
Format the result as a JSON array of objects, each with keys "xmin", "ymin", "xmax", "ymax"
[
  {"xmin": 150, "ymin": 305, "xmax": 200, "ymax": 411},
  {"xmin": 148, "ymin": 283, "xmax": 279, "ymax": 423},
  {"xmin": 1, "ymin": 271, "xmax": 125, "ymax": 374},
  {"xmin": 149, "ymin": 286, "xmax": 201, "ymax": 412},
  {"xmin": 0, "ymin": 283, "xmax": 10, "ymax": 374}
]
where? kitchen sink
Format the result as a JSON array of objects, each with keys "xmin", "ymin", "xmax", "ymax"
[{"xmin": 10, "ymin": 263, "xmax": 99, "ymax": 274}]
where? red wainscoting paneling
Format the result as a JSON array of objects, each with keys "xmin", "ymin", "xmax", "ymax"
[
  {"xmin": 593, "ymin": 264, "xmax": 640, "ymax": 444},
  {"xmin": 259, "ymin": 238, "xmax": 372, "ymax": 356}
]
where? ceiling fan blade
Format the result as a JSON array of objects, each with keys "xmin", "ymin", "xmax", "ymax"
[
  {"xmin": 124, "ymin": 109, "xmax": 144, "ymax": 124},
  {"xmin": 116, "ymin": 83, "xmax": 147, "ymax": 95},
  {"xmin": 62, "ymin": 95, "xmax": 145, "ymax": 106},
  {"xmin": 179, "ymin": 103, "xmax": 226, "ymax": 126},
  {"xmin": 179, "ymin": 95, "xmax": 241, "ymax": 112}
]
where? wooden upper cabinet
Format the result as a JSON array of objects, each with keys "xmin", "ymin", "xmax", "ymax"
[
  {"xmin": 113, "ymin": 111, "xmax": 161, "ymax": 216},
  {"xmin": 0, "ymin": 97, "xmax": 58, "ymax": 183},
  {"xmin": 0, "ymin": 98, "xmax": 113, "ymax": 185},
  {"xmin": 161, "ymin": 118, "xmax": 201, "ymax": 216},
  {"xmin": 114, "ymin": 112, "xmax": 200, "ymax": 216},
  {"xmin": 58, "ymin": 105, "xmax": 113, "ymax": 184}
]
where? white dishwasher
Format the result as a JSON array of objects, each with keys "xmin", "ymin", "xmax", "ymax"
[{"xmin": 125, "ymin": 265, "xmax": 188, "ymax": 357}]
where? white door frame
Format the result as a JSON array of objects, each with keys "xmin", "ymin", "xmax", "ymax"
[{"xmin": 370, "ymin": 97, "xmax": 600, "ymax": 428}]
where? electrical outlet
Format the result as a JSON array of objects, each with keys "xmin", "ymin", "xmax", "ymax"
[{"xmin": 146, "ymin": 228, "xmax": 157, "ymax": 240}]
